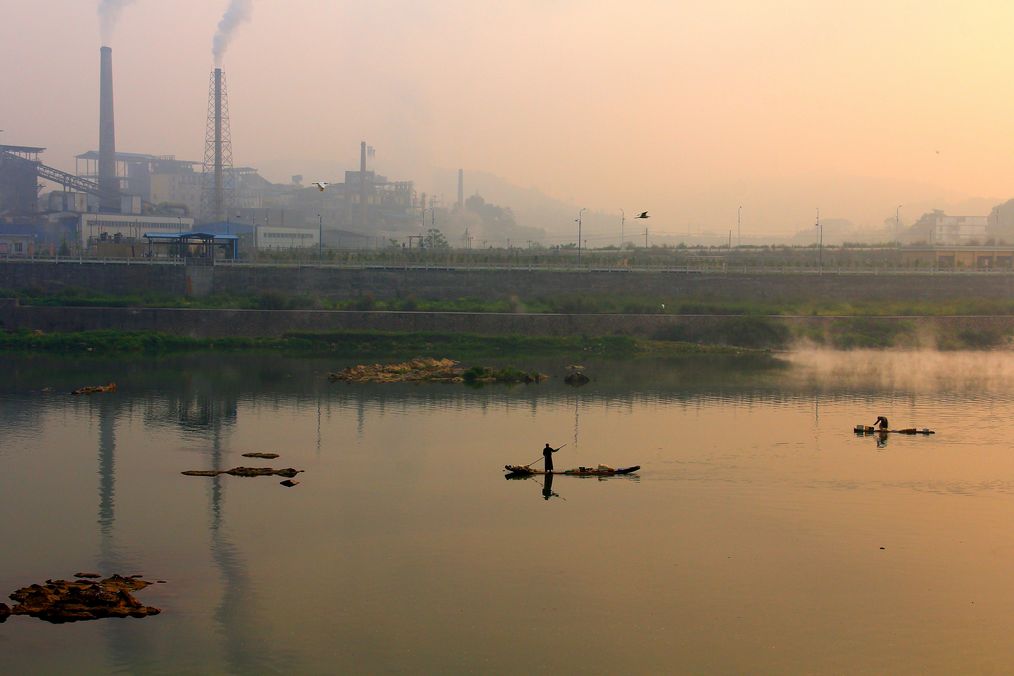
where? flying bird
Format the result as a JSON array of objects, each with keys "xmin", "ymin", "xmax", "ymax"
[
  {"xmin": 313, "ymin": 181, "xmax": 329, "ymax": 191},
  {"xmin": 635, "ymin": 211, "xmax": 650, "ymax": 219}
]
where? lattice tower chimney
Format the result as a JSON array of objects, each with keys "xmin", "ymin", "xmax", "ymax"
[{"xmin": 201, "ymin": 68, "xmax": 234, "ymax": 223}]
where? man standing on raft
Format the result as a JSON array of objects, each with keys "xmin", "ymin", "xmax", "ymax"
[{"xmin": 543, "ymin": 443, "xmax": 559, "ymax": 472}]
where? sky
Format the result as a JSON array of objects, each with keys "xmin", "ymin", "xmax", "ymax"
[{"xmin": 3, "ymin": 0, "xmax": 1014, "ymax": 237}]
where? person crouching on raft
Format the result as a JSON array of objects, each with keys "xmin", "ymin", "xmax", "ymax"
[
  {"xmin": 543, "ymin": 443, "xmax": 559, "ymax": 472},
  {"xmin": 874, "ymin": 415, "xmax": 889, "ymax": 430}
]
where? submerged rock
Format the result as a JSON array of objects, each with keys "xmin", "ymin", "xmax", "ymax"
[
  {"xmin": 7, "ymin": 574, "xmax": 161, "ymax": 623},
  {"xmin": 564, "ymin": 372, "xmax": 590, "ymax": 386},
  {"xmin": 74, "ymin": 572, "xmax": 101, "ymax": 579},
  {"xmin": 279, "ymin": 479, "xmax": 300, "ymax": 487},
  {"xmin": 182, "ymin": 467, "xmax": 302, "ymax": 478},
  {"xmin": 463, "ymin": 366, "xmax": 548, "ymax": 384},
  {"xmin": 0, "ymin": 603, "xmax": 9, "ymax": 623},
  {"xmin": 242, "ymin": 452, "xmax": 280, "ymax": 459}
]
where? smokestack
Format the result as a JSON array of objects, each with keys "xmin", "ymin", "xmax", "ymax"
[
  {"xmin": 98, "ymin": 46, "xmax": 118, "ymax": 212},
  {"xmin": 214, "ymin": 67, "xmax": 223, "ymax": 222},
  {"xmin": 457, "ymin": 169, "xmax": 464, "ymax": 210}
]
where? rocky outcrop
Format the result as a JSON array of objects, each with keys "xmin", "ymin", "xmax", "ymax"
[
  {"xmin": 182, "ymin": 467, "xmax": 302, "ymax": 478},
  {"xmin": 329, "ymin": 358, "xmax": 463, "ymax": 383},
  {"xmin": 7, "ymin": 575, "xmax": 160, "ymax": 623},
  {"xmin": 71, "ymin": 383, "xmax": 117, "ymax": 395}
]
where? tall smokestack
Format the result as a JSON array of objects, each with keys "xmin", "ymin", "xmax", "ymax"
[
  {"xmin": 457, "ymin": 169, "xmax": 464, "ymax": 210},
  {"xmin": 360, "ymin": 141, "xmax": 368, "ymax": 229},
  {"xmin": 98, "ymin": 46, "xmax": 118, "ymax": 212},
  {"xmin": 214, "ymin": 67, "xmax": 223, "ymax": 221}
]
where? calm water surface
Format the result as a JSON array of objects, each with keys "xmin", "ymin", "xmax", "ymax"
[{"xmin": 3, "ymin": 350, "xmax": 1014, "ymax": 674}]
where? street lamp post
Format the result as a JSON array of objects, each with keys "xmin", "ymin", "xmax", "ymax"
[
  {"xmin": 737, "ymin": 205, "xmax": 742, "ymax": 247},
  {"xmin": 619, "ymin": 208, "xmax": 625, "ymax": 249},
  {"xmin": 576, "ymin": 208, "xmax": 586, "ymax": 264},
  {"xmin": 895, "ymin": 204, "xmax": 902, "ymax": 243},
  {"xmin": 318, "ymin": 213, "xmax": 323, "ymax": 263},
  {"xmin": 816, "ymin": 208, "xmax": 822, "ymax": 274}
]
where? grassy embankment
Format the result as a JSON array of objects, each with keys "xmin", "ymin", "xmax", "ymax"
[
  {"xmin": 2, "ymin": 288, "xmax": 1011, "ymax": 350},
  {"xmin": 8, "ymin": 287, "xmax": 1014, "ymax": 316},
  {"xmin": 0, "ymin": 329, "xmax": 751, "ymax": 358}
]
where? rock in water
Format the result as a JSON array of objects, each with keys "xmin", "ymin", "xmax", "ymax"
[
  {"xmin": 7, "ymin": 574, "xmax": 161, "ymax": 623},
  {"xmin": 242, "ymin": 452, "xmax": 280, "ymax": 459},
  {"xmin": 70, "ymin": 383, "xmax": 117, "ymax": 395},
  {"xmin": 0, "ymin": 603, "xmax": 10, "ymax": 623},
  {"xmin": 182, "ymin": 467, "xmax": 303, "ymax": 478}
]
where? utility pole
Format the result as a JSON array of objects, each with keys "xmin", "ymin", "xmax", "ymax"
[
  {"xmin": 318, "ymin": 213, "xmax": 323, "ymax": 263},
  {"xmin": 895, "ymin": 204, "xmax": 902, "ymax": 243},
  {"xmin": 644, "ymin": 228, "xmax": 649, "ymax": 249}
]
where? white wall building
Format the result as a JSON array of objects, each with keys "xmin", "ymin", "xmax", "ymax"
[
  {"xmin": 931, "ymin": 215, "xmax": 988, "ymax": 245},
  {"xmin": 256, "ymin": 226, "xmax": 319, "ymax": 250},
  {"xmin": 79, "ymin": 214, "xmax": 195, "ymax": 249}
]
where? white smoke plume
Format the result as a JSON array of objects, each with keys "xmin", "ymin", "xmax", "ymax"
[
  {"xmin": 98, "ymin": 0, "xmax": 137, "ymax": 45},
  {"xmin": 212, "ymin": 0, "xmax": 253, "ymax": 67}
]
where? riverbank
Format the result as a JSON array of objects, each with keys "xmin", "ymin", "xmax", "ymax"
[
  {"xmin": 2, "ymin": 301, "xmax": 1012, "ymax": 351},
  {"xmin": 0, "ymin": 328, "xmax": 753, "ymax": 358}
]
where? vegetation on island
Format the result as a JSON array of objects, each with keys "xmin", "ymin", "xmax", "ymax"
[{"xmin": 326, "ymin": 358, "xmax": 549, "ymax": 385}]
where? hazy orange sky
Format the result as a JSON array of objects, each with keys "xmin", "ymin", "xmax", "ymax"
[{"xmin": 4, "ymin": 0, "xmax": 1014, "ymax": 235}]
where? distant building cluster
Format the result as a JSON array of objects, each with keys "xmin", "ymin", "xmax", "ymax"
[{"xmin": 0, "ymin": 140, "xmax": 419, "ymax": 258}]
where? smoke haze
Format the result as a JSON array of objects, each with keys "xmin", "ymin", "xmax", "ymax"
[
  {"xmin": 97, "ymin": 0, "xmax": 136, "ymax": 45},
  {"xmin": 212, "ymin": 0, "xmax": 253, "ymax": 67},
  {"xmin": 9, "ymin": 1, "xmax": 1014, "ymax": 238}
]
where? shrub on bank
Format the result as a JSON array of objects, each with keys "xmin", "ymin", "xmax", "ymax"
[{"xmin": 653, "ymin": 316, "xmax": 790, "ymax": 349}]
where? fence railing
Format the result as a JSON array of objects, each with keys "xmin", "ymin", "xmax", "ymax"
[{"xmin": 3, "ymin": 253, "xmax": 1014, "ymax": 275}]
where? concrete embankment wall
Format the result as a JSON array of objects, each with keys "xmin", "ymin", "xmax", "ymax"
[
  {"xmin": 2, "ymin": 301, "xmax": 1013, "ymax": 343},
  {"xmin": 5, "ymin": 260, "xmax": 1014, "ymax": 303}
]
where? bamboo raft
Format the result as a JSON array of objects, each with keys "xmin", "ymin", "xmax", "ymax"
[
  {"xmin": 854, "ymin": 425, "xmax": 935, "ymax": 435},
  {"xmin": 504, "ymin": 464, "xmax": 640, "ymax": 477}
]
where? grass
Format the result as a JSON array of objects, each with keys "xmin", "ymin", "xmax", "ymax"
[
  {"xmin": 0, "ymin": 329, "xmax": 753, "ymax": 358},
  {"xmin": 12, "ymin": 287, "xmax": 1014, "ymax": 317}
]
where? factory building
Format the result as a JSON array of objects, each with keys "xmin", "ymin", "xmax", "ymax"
[
  {"xmin": 256, "ymin": 225, "xmax": 319, "ymax": 250},
  {"xmin": 79, "ymin": 213, "xmax": 195, "ymax": 250},
  {"xmin": 0, "ymin": 225, "xmax": 39, "ymax": 256},
  {"xmin": 0, "ymin": 145, "xmax": 45, "ymax": 214},
  {"xmin": 76, "ymin": 150, "xmax": 205, "ymax": 217}
]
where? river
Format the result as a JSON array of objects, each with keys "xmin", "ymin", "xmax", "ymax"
[{"xmin": 2, "ymin": 350, "xmax": 1014, "ymax": 674}]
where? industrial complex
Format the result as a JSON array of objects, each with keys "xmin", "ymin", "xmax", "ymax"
[{"xmin": 0, "ymin": 46, "xmax": 443, "ymax": 260}]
